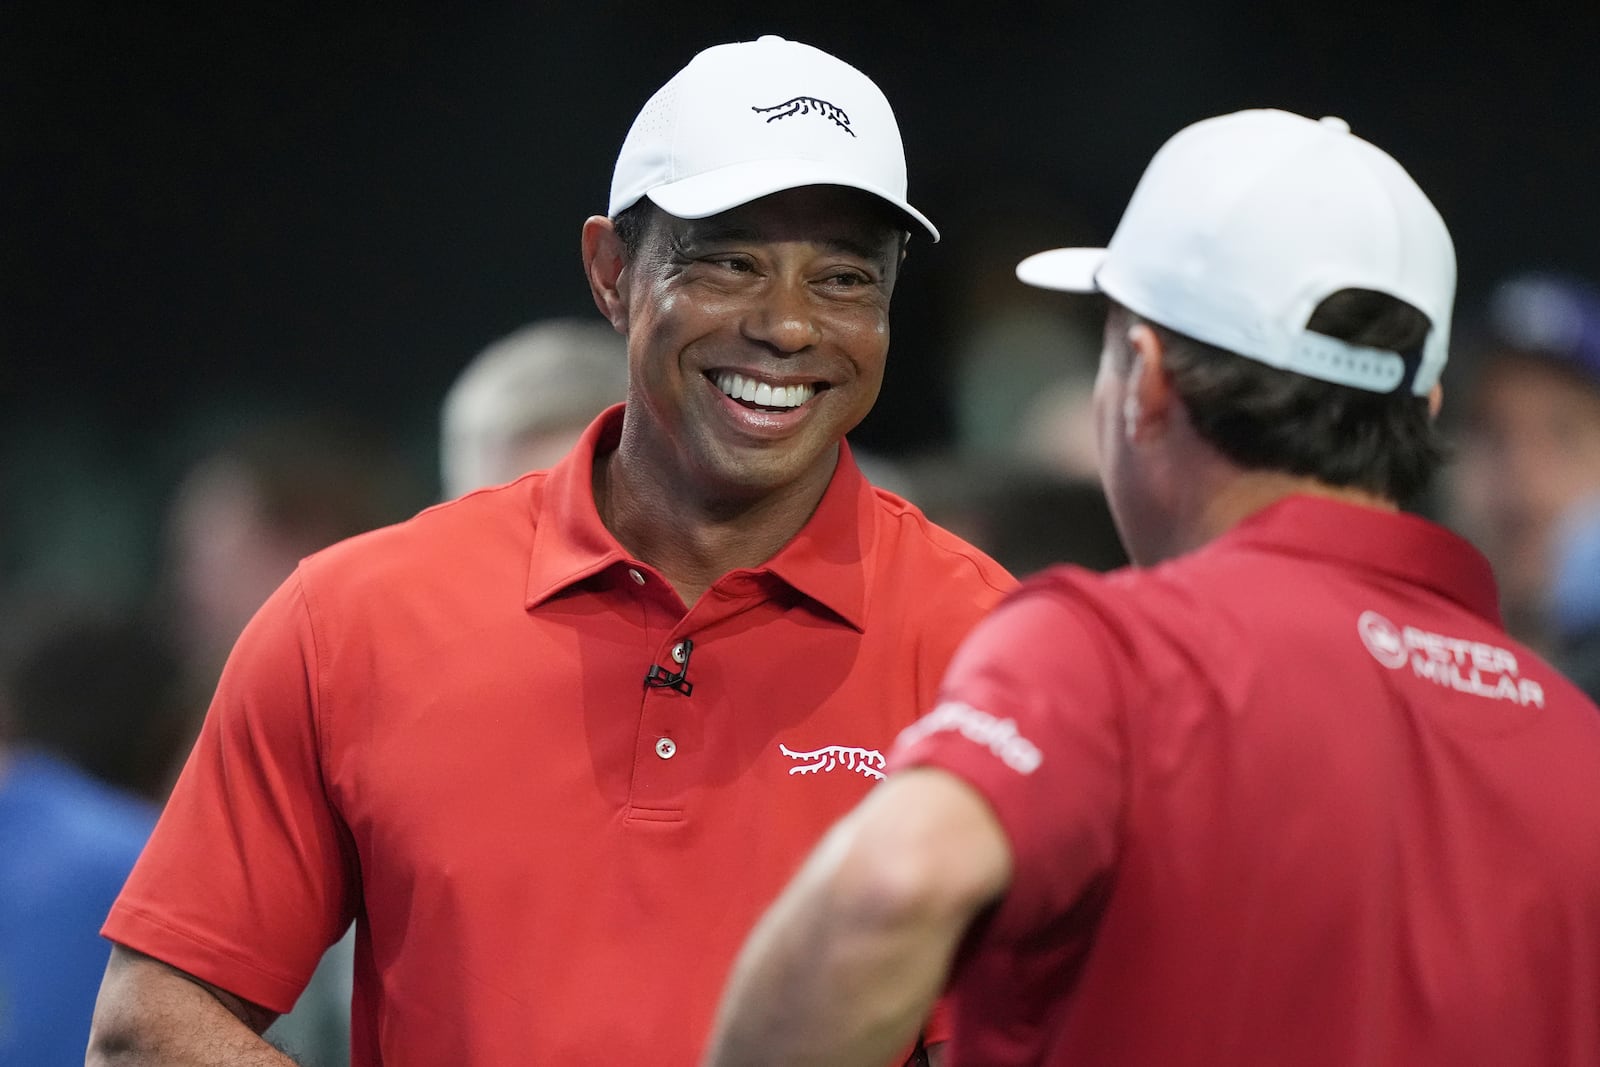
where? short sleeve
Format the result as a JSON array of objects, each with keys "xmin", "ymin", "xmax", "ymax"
[
  {"xmin": 102, "ymin": 570, "xmax": 357, "ymax": 1013},
  {"xmin": 890, "ymin": 577, "xmax": 1126, "ymax": 942}
]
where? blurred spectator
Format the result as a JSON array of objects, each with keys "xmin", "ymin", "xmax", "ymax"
[
  {"xmin": 4, "ymin": 606, "xmax": 186, "ymax": 804},
  {"xmin": 902, "ymin": 455, "xmax": 1127, "ymax": 580},
  {"xmin": 1012, "ymin": 375, "xmax": 1102, "ymax": 480},
  {"xmin": 1446, "ymin": 273, "xmax": 1600, "ymax": 657},
  {"xmin": 1551, "ymin": 496, "xmax": 1600, "ymax": 701},
  {"xmin": 0, "ymin": 604, "xmax": 172, "ymax": 1065},
  {"xmin": 163, "ymin": 410, "xmax": 417, "ymax": 695},
  {"xmin": 909, "ymin": 217, "xmax": 1128, "ymax": 581},
  {"xmin": 439, "ymin": 318, "xmax": 628, "ymax": 498},
  {"xmin": 943, "ymin": 194, "xmax": 1105, "ymax": 469}
]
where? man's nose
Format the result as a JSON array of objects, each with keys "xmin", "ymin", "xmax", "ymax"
[{"xmin": 743, "ymin": 279, "xmax": 822, "ymax": 354}]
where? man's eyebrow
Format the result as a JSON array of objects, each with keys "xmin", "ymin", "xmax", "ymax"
[{"xmin": 822, "ymin": 232, "xmax": 897, "ymax": 263}]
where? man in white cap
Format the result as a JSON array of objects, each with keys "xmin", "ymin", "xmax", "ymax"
[
  {"xmin": 88, "ymin": 37, "xmax": 1012, "ymax": 1065},
  {"xmin": 704, "ymin": 110, "xmax": 1600, "ymax": 1067}
]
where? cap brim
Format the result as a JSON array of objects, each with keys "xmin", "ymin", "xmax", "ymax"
[
  {"xmin": 1015, "ymin": 248, "xmax": 1108, "ymax": 292},
  {"xmin": 645, "ymin": 158, "xmax": 939, "ymax": 242}
]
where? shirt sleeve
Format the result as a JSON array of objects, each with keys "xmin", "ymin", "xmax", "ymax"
[
  {"xmin": 102, "ymin": 569, "xmax": 357, "ymax": 1013},
  {"xmin": 890, "ymin": 575, "xmax": 1127, "ymax": 942}
]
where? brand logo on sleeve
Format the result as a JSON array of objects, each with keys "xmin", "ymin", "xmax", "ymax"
[
  {"xmin": 1357, "ymin": 610, "xmax": 1545, "ymax": 707},
  {"xmin": 778, "ymin": 743, "xmax": 885, "ymax": 780},
  {"xmin": 751, "ymin": 97, "xmax": 855, "ymax": 136},
  {"xmin": 894, "ymin": 701, "xmax": 1043, "ymax": 775}
]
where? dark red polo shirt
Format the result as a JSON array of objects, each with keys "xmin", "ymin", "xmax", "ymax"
[
  {"xmin": 894, "ymin": 496, "xmax": 1600, "ymax": 1067},
  {"xmin": 105, "ymin": 406, "xmax": 1014, "ymax": 1066}
]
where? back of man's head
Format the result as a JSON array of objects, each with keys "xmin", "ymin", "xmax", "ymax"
[
  {"xmin": 1016, "ymin": 109, "xmax": 1456, "ymax": 505},
  {"xmin": 440, "ymin": 319, "xmax": 629, "ymax": 498},
  {"xmin": 2, "ymin": 604, "xmax": 184, "ymax": 802}
]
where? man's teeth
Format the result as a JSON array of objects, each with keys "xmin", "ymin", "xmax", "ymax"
[{"xmin": 714, "ymin": 372, "xmax": 814, "ymax": 409}]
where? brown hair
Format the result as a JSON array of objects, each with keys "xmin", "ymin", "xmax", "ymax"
[{"xmin": 1139, "ymin": 289, "xmax": 1444, "ymax": 504}]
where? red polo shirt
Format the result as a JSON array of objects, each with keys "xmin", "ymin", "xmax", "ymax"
[
  {"xmin": 894, "ymin": 496, "xmax": 1600, "ymax": 1067},
  {"xmin": 105, "ymin": 406, "xmax": 1014, "ymax": 1066}
]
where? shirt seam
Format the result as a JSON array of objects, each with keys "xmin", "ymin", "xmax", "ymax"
[
  {"xmin": 292, "ymin": 566, "xmax": 334, "ymax": 796},
  {"xmin": 883, "ymin": 503, "xmax": 1014, "ymax": 598},
  {"xmin": 110, "ymin": 900, "xmax": 305, "ymax": 1005}
]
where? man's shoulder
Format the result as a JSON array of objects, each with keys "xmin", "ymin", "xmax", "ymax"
[
  {"xmin": 1009, "ymin": 544, "xmax": 1283, "ymax": 646},
  {"xmin": 1033, "ymin": 530, "xmax": 1308, "ymax": 604},
  {"xmin": 867, "ymin": 485, "xmax": 1017, "ymax": 597},
  {"xmin": 299, "ymin": 474, "xmax": 545, "ymax": 592}
]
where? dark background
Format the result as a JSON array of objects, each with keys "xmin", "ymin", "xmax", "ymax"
[{"xmin": 4, "ymin": 1, "xmax": 1598, "ymax": 597}]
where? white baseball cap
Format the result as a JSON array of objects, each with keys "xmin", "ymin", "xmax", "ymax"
[
  {"xmin": 1017, "ymin": 109, "xmax": 1455, "ymax": 395},
  {"xmin": 608, "ymin": 35, "xmax": 938, "ymax": 241}
]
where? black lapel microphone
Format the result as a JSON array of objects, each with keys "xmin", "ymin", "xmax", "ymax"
[{"xmin": 644, "ymin": 638, "xmax": 693, "ymax": 696}]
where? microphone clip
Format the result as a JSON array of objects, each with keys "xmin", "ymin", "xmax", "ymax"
[{"xmin": 644, "ymin": 638, "xmax": 694, "ymax": 696}]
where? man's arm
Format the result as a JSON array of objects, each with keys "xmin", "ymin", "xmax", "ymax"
[
  {"xmin": 86, "ymin": 944, "xmax": 297, "ymax": 1066},
  {"xmin": 703, "ymin": 768, "xmax": 1012, "ymax": 1067}
]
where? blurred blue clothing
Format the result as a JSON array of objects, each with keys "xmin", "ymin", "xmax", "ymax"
[
  {"xmin": 0, "ymin": 749, "xmax": 157, "ymax": 1065},
  {"xmin": 1552, "ymin": 498, "xmax": 1600, "ymax": 704},
  {"xmin": 1552, "ymin": 497, "xmax": 1600, "ymax": 638}
]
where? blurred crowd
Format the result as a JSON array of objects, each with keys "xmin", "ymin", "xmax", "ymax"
[
  {"xmin": 1443, "ymin": 274, "xmax": 1600, "ymax": 695},
  {"xmin": 4, "ymin": 264, "xmax": 1600, "ymax": 1063}
]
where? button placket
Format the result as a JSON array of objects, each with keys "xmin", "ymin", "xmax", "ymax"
[{"xmin": 635, "ymin": 631, "xmax": 693, "ymax": 808}]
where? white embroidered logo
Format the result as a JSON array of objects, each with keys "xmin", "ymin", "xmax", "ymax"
[
  {"xmin": 894, "ymin": 701, "xmax": 1043, "ymax": 775},
  {"xmin": 778, "ymin": 743, "xmax": 886, "ymax": 780},
  {"xmin": 1356, "ymin": 609, "xmax": 1546, "ymax": 707}
]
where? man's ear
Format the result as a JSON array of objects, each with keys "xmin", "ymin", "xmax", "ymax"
[
  {"xmin": 581, "ymin": 215, "xmax": 630, "ymax": 334},
  {"xmin": 1123, "ymin": 323, "xmax": 1175, "ymax": 443},
  {"xmin": 1427, "ymin": 382, "xmax": 1444, "ymax": 421}
]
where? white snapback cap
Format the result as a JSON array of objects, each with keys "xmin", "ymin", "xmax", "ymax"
[
  {"xmin": 1017, "ymin": 109, "xmax": 1455, "ymax": 395},
  {"xmin": 608, "ymin": 35, "xmax": 937, "ymax": 241}
]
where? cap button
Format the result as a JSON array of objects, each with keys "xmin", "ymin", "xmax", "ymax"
[
  {"xmin": 757, "ymin": 34, "xmax": 786, "ymax": 44},
  {"xmin": 1319, "ymin": 116, "xmax": 1351, "ymax": 134}
]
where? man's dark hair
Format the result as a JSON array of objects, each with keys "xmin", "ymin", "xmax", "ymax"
[
  {"xmin": 1137, "ymin": 289, "xmax": 1443, "ymax": 504},
  {"xmin": 611, "ymin": 200, "xmax": 655, "ymax": 261}
]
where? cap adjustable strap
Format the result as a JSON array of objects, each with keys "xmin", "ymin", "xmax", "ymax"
[{"xmin": 1284, "ymin": 332, "xmax": 1412, "ymax": 394}]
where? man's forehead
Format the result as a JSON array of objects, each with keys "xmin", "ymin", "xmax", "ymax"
[{"xmin": 661, "ymin": 186, "xmax": 904, "ymax": 254}]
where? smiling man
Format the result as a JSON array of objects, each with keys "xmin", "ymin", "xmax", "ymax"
[{"xmin": 86, "ymin": 36, "xmax": 1013, "ymax": 1067}]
